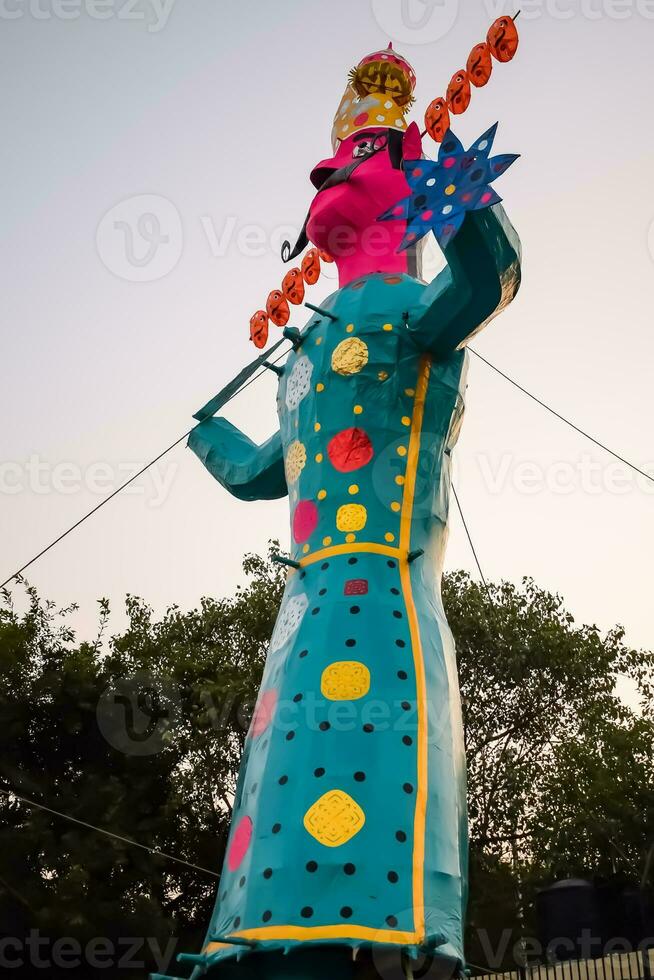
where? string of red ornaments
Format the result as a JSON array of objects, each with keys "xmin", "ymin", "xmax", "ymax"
[
  {"xmin": 424, "ymin": 14, "xmax": 520, "ymax": 143},
  {"xmin": 249, "ymin": 249, "xmax": 334, "ymax": 349}
]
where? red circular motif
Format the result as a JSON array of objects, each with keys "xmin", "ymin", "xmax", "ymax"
[
  {"xmin": 251, "ymin": 689, "xmax": 277, "ymax": 738},
  {"xmin": 328, "ymin": 428, "xmax": 374, "ymax": 473},
  {"xmin": 228, "ymin": 816, "xmax": 253, "ymax": 872},
  {"xmin": 354, "ymin": 111, "xmax": 369, "ymax": 126},
  {"xmin": 293, "ymin": 500, "xmax": 319, "ymax": 543}
]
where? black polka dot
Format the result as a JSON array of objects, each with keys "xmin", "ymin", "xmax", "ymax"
[
  {"xmin": 319, "ymin": 588, "xmax": 327, "ymax": 596},
  {"xmin": 344, "ymin": 863, "xmax": 356, "ymax": 876},
  {"xmin": 363, "ymin": 723, "xmax": 374, "ymax": 733},
  {"xmin": 398, "ymin": 670, "xmax": 408, "ymax": 680},
  {"xmin": 321, "ymin": 562, "xmax": 329, "ymax": 570},
  {"xmin": 354, "ymin": 771, "xmax": 366, "ymax": 782},
  {"xmin": 387, "ymin": 560, "xmax": 396, "ymax": 568},
  {"xmin": 239, "ymin": 876, "xmax": 246, "ymax": 887},
  {"xmin": 312, "ymin": 607, "xmax": 320, "ymax": 616},
  {"xmin": 350, "ymin": 605, "xmax": 360, "ymax": 614},
  {"xmin": 386, "ymin": 915, "xmax": 398, "ymax": 928},
  {"xmin": 388, "ymin": 871, "xmax": 399, "ymax": 883},
  {"xmin": 471, "ymin": 168, "xmax": 483, "ymax": 182},
  {"xmin": 299, "ymin": 570, "xmax": 306, "ymax": 579},
  {"xmin": 414, "ymin": 194, "xmax": 427, "ymax": 209},
  {"xmin": 403, "ymin": 735, "xmax": 413, "ymax": 746},
  {"xmin": 348, "ymin": 556, "xmax": 358, "ymax": 565},
  {"xmin": 251, "ymin": 782, "xmax": 258, "ymax": 793},
  {"xmin": 263, "ymin": 910, "xmax": 272, "ymax": 922},
  {"xmin": 279, "ymin": 775, "xmax": 288, "ymax": 785},
  {"xmin": 234, "ymin": 916, "xmax": 241, "ymax": 928},
  {"xmin": 341, "ymin": 906, "xmax": 353, "ymax": 919},
  {"xmin": 345, "ymin": 638, "xmax": 356, "ymax": 647},
  {"xmin": 314, "ymin": 767, "xmax": 325, "ymax": 778},
  {"xmin": 263, "ymin": 868, "xmax": 273, "ymax": 879},
  {"xmin": 396, "ymin": 830, "xmax": 407, "ymax": 842},
  {"xmin": 401, "ymin": 701, "xmax": 411, "ymax": 711},
  {"xmin": 390, "ymin": 587, "xmax": 400, "ymax": 595},
  {"xmin": 286, "ymin": 731, "xmax": 296, "ymax": 741},
  {"xmin": 306, "ymin": 860, "xmax": 318, "ymax": 873},
  {"xmin": 395, "ymin": 639, "xmax": 406, "ymax": 648},
  {"xmin": 319, "ymin": 721, "xmax": 330, "ymax": 732},
  {"xmin": 293, "ymin": 693, "xmax": 303, "ymax": 703},
  {"xmin": 444, "ymin": 139, "xmax": 456, "ymax": 152},
  {"xmin": 301, "ymin": 907, "xmax": 314, "ymax": 919},
  {"xmin": 393, "ymin": 610, "xmax": 403, "ymax": 619},
  {"xmin": 299, "ymin": 649, "xmax": 308, "ymax": 658},
  {"xmin": 273, "ymin": 823, "xmax": 282, "ymax": 834},
  {"xmin": 403, "ymin": 783, "xmax": 414, "ymax": 794}
]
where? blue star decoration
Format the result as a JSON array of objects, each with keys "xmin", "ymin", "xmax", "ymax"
[{"xmin": 378, "ymin": 123, "xmax": 519, "ymax": 251}]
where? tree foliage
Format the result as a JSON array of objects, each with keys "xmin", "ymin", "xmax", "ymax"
[{"xmin": 0, "ymin": 553, "xmax": 651, "ymax": 977}]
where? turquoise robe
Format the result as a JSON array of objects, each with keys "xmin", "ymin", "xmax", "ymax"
[{"xmin": 188, "ymin": 206, "xmax": 521, "ymax": 976}]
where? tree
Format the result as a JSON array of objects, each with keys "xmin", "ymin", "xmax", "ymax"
[
  {"xmin": 444, "ymin": 571, "xmax": 654, "ymax": 966},
  {"xmin": 0, "ymin": 554, "xmax": 651, "ymax": 976}
]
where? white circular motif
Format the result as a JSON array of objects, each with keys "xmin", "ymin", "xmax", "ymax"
[
  {"xmin": 426, "ymin": 178, "xmax": 436, "ymax": 187},
  {"xmin": 285, "ymin": 356, "xmax": 314, "ymax": 411},
  {"xmin": 478, "ymin": 139, "xmax": 489, "ymax": 151},
  {"xmin": 269, "ymin": 594, "xmax": 309, "ymax": 653},
  {"xmin": 384, "ymin": 100, "xmax": 393, "ymax": 109},
  {"xmin": 442, "ymin": 205, "xmax": 453, "ymax": 215},
  {"xmin": 376, "ymin": 114, "xmax": 385, "ymax": 122}
]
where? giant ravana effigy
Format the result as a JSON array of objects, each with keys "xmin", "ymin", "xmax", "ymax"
[{"xmin": 163, "ymin": 19, "xmax": 522, "ymax": 980}]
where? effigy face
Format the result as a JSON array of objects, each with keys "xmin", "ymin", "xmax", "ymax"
[{"xmin": 307, "ymin": 130, "xmax": 413, "ymax": 284}]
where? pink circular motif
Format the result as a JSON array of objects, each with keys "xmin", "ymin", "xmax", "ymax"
[
  {"xmin": 251, "ymin": 689, "xmax": 277, "ymax": 738},
  {"xmin": 293, "ymin": 500, "xmax": 319, "ymax": 543},
  {"xmin": 412, "ymin": 168, "xmax": 423, "ymax": 178},
  {"xmin": 481, "ymin": 192, "xmax": 492, "ymax": 203},
  {"xmin": 353, "ymin": 111, "xmax": 369, "ymax": 126},
  {"xmin": 443, "ymin": 157, "xmax": 456, "ymax": 169},
  {"xmin": 393, "ymin": 205, "xmax": 404, "ymax": 216},
  {"xmin": 421, "ymin": 210, "xmax": 434, "ymax": 221},
  {"xmin": 228, "ymin": 816, "xmax": 253, "ymax": 872}
]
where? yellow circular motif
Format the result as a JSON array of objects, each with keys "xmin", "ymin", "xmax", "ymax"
[
  {"xmin": 401, "ymin": 416, "xmax": 411, "ymax": 426},
  {"xmin": 315, "ymin": 337, "xmax": 323, "ymax": 345},
  {"xmin": 331, "ymin": 337, "xmax": 369, "ymax": 376},
  {"xmin": 304, "ymin": 789, "xmax": 365, "ymax": 848},
  {"xmin": 285, "ymin": 440, "xmax": 306, "ymax": 483},
  {"xmin": 353, "ymin": 405, "xmax": 363, "ymax": 415},
  {"xmin": 303, "ymin": 543, "xmax": 310, "ymax": 554},
  {"xmin": 315, "ymin": 453, "xmax": 323, "ymax": 463},
  {"xmin": 321, "ymin": 661, "xmax": 371, "ymax": 701},
  {"xmin": 314, "ymin": 422, "xmax": 321, "ymax": 432},
  {"xmin": 337, "ymin": 503, "xmax": 367, "ymax": 533},
  {"xmin": 318, "ymin": 489, "xmax": 327, "ymax": 500},
  {"xmin": 397, "ymin": 446, "xmax": 407, "ymax": 457},
  {"xmin": 348, "ymin": 484, "xmax": 359, "ymax": 495},
  {"xmin": 391, "ymin": 501, "xmax": 401, "ymax": 513},
  {"xmin": 345, "ymin": 533, "xmax": 356, "ymax": 543},
  {"xmin": 346, "ymin": 323, "xmax": 355, "ymax": 333},
  {"xmin": 316, "ymin": 383, "xmax": 325, "ymax": 392},
  {"xmin": 405, "ymin": 388, "xmax": 415, "ymax": 397},
  {"xmin": 445, "ymin": 184, "xmax": 456, "ymax": 196},
  {"xmin": 323, "ymin": 536, "xmax": 332, "ymax": 546},
  {"xmin": 395, "ymin": 475, "xmax": 405, "ymax": 486},
  {"xmin": 382, "ymin": 323, "xmax": 393, "ymax": 332},
  {"xmin": 378, "ymin": 371, "xmax": 389, "ymax": 381},
  {"xmin": 385, "ymin": 532, "xmax": 395, "ymax": 543}
]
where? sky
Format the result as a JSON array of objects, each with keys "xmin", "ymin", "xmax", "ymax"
[{"xmin": 1, "ymin": 0, "xmax": 653, "ymax": 656}]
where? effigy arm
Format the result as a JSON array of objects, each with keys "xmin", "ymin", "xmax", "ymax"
[
  {"xmin": 188, "ymin": 418, "xmax": 288, "ymax": 502},
  {"xmin": 408, "ymin": 203, "xmax": 521, "ymax": 358}
]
